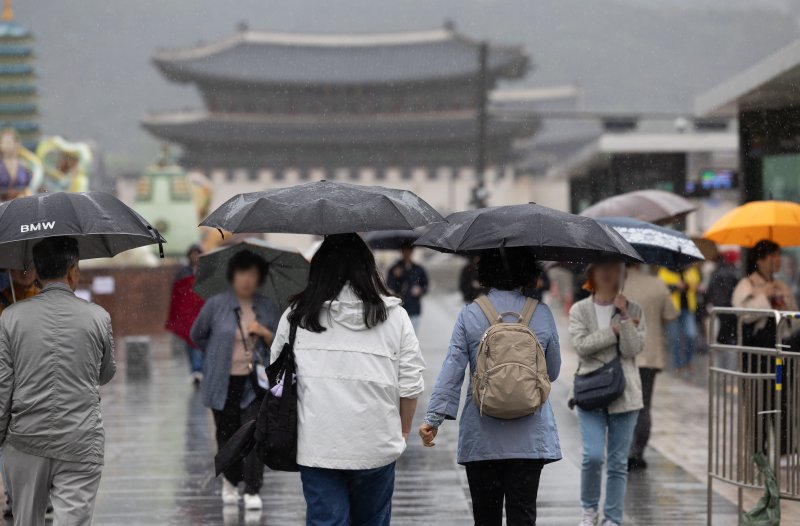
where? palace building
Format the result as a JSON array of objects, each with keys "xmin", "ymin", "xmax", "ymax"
[{"xmin": 141, "ymin": 25, "xmax": 539, "ymax": 214}]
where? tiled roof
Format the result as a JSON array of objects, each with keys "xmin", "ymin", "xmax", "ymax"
[
  {"xmin": 141, "ymin": 110, "xmax": 535, "ymax": 144},
  {"xmin": 153, "ymin": 28, "xmax": 527, "ymax": 85}
]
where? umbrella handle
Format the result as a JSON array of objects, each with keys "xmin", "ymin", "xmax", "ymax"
[{"xmin": 148, "ymin": 226, "xmax": 165, "ymax": 259}]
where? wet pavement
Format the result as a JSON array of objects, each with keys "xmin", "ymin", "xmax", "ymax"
[{"xmin": 2, "ymin": 292, "xmax": 742, "ymax": 525}]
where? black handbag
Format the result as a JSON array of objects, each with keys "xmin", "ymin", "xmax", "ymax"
[
  {"xmin": 254, "ymin": 322, "xmax": 299, "ymax": 472},
  {"xmin": 571, "ymin": 346, "xmax": 626, "ymax": 411}
]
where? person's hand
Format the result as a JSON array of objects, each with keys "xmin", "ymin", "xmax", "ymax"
[
  {"xmin": 248, "ymin": 321, "xmax": 273, "ymax": 341},
  {"xmin": 764, "ymin": 281, "xmax": 780, "ymax": 297},
  {"xmin": 393, "ymin": 267, "xmax": 404, "ymax": 278},
  {"xmin": 411, "ymin": 285, "xmax": 423, "ymax": 298},
  {"xmin": 419, "ymin": 423, "xmax": 438, "ymax": 447},
  {"xmin": 614, "ymin": 293, "xmax": 629, "ymax": 317}
]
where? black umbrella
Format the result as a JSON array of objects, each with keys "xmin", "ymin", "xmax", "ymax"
[
  {"xmin": 414, "ymin": 203, "xmax": 642, "ymax": 263},
  {"xmin": 361, "ymin": 229, "xmax": 421, "ymax": 250},
  {"xmin": 597, "ymin": 217, "xmax": 704, "ymax": 269},
  {"xmin": 193, "ymin": 238, "xmax": 308, "ymax": 312},
  {"xmin": 0, "ymin": 191, "xmax": 165, "ymax": 269},
  {"xmin": 200, "ymin": 181, "xmax": 444, "ymax": 235}
]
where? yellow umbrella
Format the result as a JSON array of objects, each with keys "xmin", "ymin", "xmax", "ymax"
[{"xmin": 703, "ymin": 200, "xmax": 800, "ymax": 247}]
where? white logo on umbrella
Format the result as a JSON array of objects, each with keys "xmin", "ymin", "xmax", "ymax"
[{"xmin": 20, "ymin": 221, "xmax": 56, "ymax": 233}]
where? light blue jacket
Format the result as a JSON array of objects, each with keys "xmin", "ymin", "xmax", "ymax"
[
  {"xmin": 190, "ymin": 290, "xmax": 280, "ymax": 411},
  {"xmin": 427, "ymin": 289, "xmax": 562, "ymax": 464}
]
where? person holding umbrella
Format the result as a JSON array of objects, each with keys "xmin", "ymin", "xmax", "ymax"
[
  {"xmin": 419, "ymin": 248, "xmax": 561, "ymax": 525},
  {"xmin": 190, "ymin": 250, "xmax": 281, "ymax": 511},
  {"xmin": 570, "ymin": 262, "xmax": 645, "ymax": 526},
  {"xmin": 386, "ymin": 243, "xmax": 429, "ymax": 331},
  {"xmin": 0, "ymin": 236, "xmax": 116, "ymax": 526},
  {"xmin": 270, "ymin": 233, "xmax": 425, "ymax": 526}
]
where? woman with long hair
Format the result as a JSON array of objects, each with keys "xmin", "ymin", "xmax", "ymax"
[
  {"xmin": 270, "ymin": 233, "xmax": 425, "ymax": 526},
  {"xmin": 419, "ymin": 248, "xmax": 562, "ymax": 525},
  {"xmin": 569, "ymin": 262, "xmax": 645, "ymax": 526},
  {"xmin": 190, "ymin": 250, "xmax": 280, "ymax": 511}
]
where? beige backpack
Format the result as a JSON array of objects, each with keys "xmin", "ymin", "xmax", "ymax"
[{"xmin": 471, "ymin": 295, "xmax": 551, "ymax": 419}]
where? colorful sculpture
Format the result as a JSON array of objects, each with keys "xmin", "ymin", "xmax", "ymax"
[{"xmin": 35, "ymin": 136, "xmax": 91, "ymax": 193}]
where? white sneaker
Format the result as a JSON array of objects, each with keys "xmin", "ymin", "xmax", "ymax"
[
  {"xmin": 601, "ymin": 520, "xmax": 620, "ymax": 526},
  {"xmin": 579, "ymin": 508, "xmax": 599, "ymax": 526},
  {"xmin": 221, "ymin": 479, "xmax": 240, "ymax": 505},
  {"xmin": 243, "ymin": 493, "xmax": 262, "ymax": 510}
]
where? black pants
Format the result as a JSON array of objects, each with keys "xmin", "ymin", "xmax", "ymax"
[
  {"xmin": 212, "ymin": 375, "xmax": 263, "ymax": 494},
  {"xmin": 464, "ymin": 459, "xmax": 545, "ymax": 526},
  {"xmin": 630, "ymin": 367, "xmax": 658, "ymax": 460}
]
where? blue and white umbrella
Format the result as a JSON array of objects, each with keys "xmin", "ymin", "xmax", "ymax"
[{"xmin": 597, "ymin": 217, "xmax": 704, "ymax": 269}]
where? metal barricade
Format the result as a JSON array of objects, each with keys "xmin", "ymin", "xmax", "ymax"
[{"xmin": 707, "ymin": 306, "xmax": 800, "ymax": 525}]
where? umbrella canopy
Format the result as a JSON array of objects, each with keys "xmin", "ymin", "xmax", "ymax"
[
  {"xmin": 414, "ymin": 203, "xmax": 642, "ymax": 263},
  {"xmin": 703, "ymin": 200, "xmax": 800, "ymax": 247},
  {"xmin": 361, "ymin": 229, "xmax": 421, "ymax": 251},
  {"xmin": 0, "ymin": 191, "xmax": 165, "ymax": 269},
  {"xmin": 581, "ymin": 189, "xmax": 696, "ymax": 224},
  {"xmin": 597, "ymin": 217, "xmax": 704, "ymax": 269},
  {"xmin": 193, "ymin": 238, "xmax": 309, "ymax": 312},
  {"xmin": 200, "ymin": 181, "xmax": 444, "ymax": 236}
]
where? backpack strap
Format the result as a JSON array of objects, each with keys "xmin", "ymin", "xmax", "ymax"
[
  {"xmin": 520, "ymin": 298, "xmax": 539, "ymax": 326},
  {"xmin": 474, "ymin": 295, "xmax": 501, "ymax": 326}
]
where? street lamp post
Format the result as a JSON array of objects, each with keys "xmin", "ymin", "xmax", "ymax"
[{"xmin": 471, "ymin": 41, "xmax": 489, "ymax": 209}]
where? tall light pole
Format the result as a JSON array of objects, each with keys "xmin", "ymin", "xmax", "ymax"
[{"xmin": 471, "ymin": 41, "xmax": 489, "ymax": 209}]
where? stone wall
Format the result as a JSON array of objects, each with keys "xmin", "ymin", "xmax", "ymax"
[{"xmin": 79, "ymin": 264, "xmax": 179, "ymax": 337}]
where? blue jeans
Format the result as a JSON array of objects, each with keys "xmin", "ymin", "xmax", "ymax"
[
  {"xmin": 186, "ymin": 342, "xmax": 203, "ymax": 374},
  {"xmin": 578, "ymin": 408, "xmax": 639, "ymax": 524},
  {"xmin": 667, "ymin": 311, "xmax": 696, "ymax": 369},
  {"xmin": 300, "ymin": 462, "xmax": 395, "ymax": 526}
]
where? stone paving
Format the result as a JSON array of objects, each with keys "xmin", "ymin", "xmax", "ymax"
[{"xmin": 0, "ymin": 292, "xmax": 760, "ymax": 525}]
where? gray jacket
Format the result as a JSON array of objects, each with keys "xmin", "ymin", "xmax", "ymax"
[
  {"xmin": 568, "ymin": 296, "xmax": 645, "ymax": 414},
  {"xmin": 0, "ymin": 282, "xmax": 116, "ymax": 464},
  {"xmin": 190, "ymin": 291, "xmax": 280, "ymax": 411}
]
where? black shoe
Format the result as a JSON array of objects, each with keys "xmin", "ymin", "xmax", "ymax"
[
  {"xmin": 628, "ymin": 457, "xmax": 648, "ymax": 471},
  {"xmin": 3, "ymin": 505, "xmax": 11, "ymax": 518}
]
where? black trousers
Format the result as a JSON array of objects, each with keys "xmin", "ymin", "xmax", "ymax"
[
  {"xmin": 630, "ymin": 367, "xmax": 659, "ymax": 460},
  {"xmin": 212, "ymin": 375, "xmax": 263, "ymax": 494},
  {"xmin": 464, "ymin": 459, "xmax": 545, "ymax": 526}
]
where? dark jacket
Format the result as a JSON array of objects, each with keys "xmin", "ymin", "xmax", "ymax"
[
  {"xmin": 190, "ymin": 290, "xmax": 280, "ymax": 411},
  {"xmin": 387, "ymin": 260, "xmax": 428, "ymax": 316},
  {"xmin": 707, "ymin": 262, "xmax": 740, "ymax": 345}
]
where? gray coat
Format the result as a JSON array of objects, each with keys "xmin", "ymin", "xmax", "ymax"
[
  {"xmin": 190, "ymin": 291, "xmax": 280, "ymax": 411},
  {"xmin": 0, "ymin": 282, "xmax": 116, "ymax": 464},
  {"xmin": 568, "ymin": 296, "xmax": 645, "ymax": 414}
]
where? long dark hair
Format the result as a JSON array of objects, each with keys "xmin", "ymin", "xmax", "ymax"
[
  {"xmin": 746, "ymin": 239, "xmax": 780, "ymax": 276},
  {"xmin": 288, "ymin": 233, "xmax": 391, "ymax": 332}
]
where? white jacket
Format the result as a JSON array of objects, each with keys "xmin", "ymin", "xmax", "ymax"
[{"xmin": 271, "ymin": 285, "xmax": 425, "ymax": 470}]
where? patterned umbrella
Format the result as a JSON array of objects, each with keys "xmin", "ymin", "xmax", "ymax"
[{"xmin": 598, "ymin": 217, "xmax": 704, "ymax": 269}]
